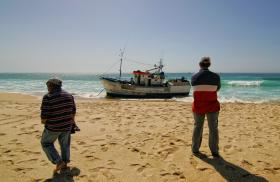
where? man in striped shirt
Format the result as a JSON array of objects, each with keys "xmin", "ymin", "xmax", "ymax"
[
  {"xmin": 41, "ymin": 78, "xmax": 76, "ymax": 173},
  {"xmin": 191, "ymin": 57, "xmax": 221, "ymax": 158}
]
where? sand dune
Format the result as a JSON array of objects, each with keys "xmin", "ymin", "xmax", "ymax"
[{"xmin": 0, "ymin": 93, "xmax": 279, "ymax": 181}]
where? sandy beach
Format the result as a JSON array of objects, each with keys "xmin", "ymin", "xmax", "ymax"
[{"xmin": 0, "ymin": 93, "xmax": 279, "ymax": 181}]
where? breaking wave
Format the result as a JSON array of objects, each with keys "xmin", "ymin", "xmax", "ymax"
[{"xmin": 226, "ymin": 80, "xmax": 263, "ymax": 87}]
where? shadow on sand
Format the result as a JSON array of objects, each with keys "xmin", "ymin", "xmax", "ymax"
[
  {"xmin": 44, "ymin": 167, "xmax": 80, "ymax": 182},
  {"xmin": 194, "ymin": 153, "xmax": 268, "ymax": 182}
]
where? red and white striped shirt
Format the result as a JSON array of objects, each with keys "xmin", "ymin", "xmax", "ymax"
[{"xmin": 191, "ymin": 69, "xmax": 221, "ymax": 114}]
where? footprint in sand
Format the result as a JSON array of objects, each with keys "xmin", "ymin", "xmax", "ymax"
[
  {"xmin": 0, "ymin": 133, "xmax": 6, "ymax": 136},
  {"xmin": 17, "ymin": 158, "xmax": 38, "ymax": 164},
  {"xmin": 13, "ymin": 167, "xmax": 33, "ymax": 172},
  {"xmin": 131, "ymin": 147, "xmax": 140, "ymax": 153},
  {"xmin": 224, "ymin": 145, "xmax": 232, "ymax": 149},
  {"xmin": 13, "ymin": 167, "xmax": 25, "ymax": 172},
  {"xmin": 77, "ymin": 141, "xmax": 86, "ymax": 145},
  {"xmin": 100, "ymin": 144, "xmax": 108, "ymax": 152},
  {"xmin": 41, "ymin": 162, "xmax": 49, "ymax": 166},
  {"xmin": 257, "ymin": 160, "xmax": 271, "ymax": 166},
  {"xmin": 106, "ymin": 135, "xmax": 113, "ymax": 139},
  {"xmin": 20, "ymin": 150, "xmax": 41, "ymax": 155},
  {"xmin": 263, "ymin": 168, "xmax": 278, "ymax": 174},
  {"xmin": 18, "ymin": 130, "xmax": 39, "ymax": 136},
  {"xmin": 80, "ymin": 149, "xmax": 88, "ymax": 154},
  {"xmin": 88, "ymin": 170, "xmax": 116, "ymax": 181},
  {"xmin": 149, "ymin": 125, "xmax": 157, "ymax": 129},
  {"xmin": 136, "ymin": 165, "xmax": 146, "ymax": 173},
  {"xmin": 172, "ymin": 171, "xmax": 186, "ymax": 179},
  {"xmin": 189, "ymin": 155, "xmax": 198, "ymax": 169},
  {"xmin": 35, "ymin": 134, "xmax": 41, "ymax": 139},
  {"xmin": 157, "ymin": 146, "xmax": 179, "ymax": 160},
  {"xmin": 3, "ymin": 159, "xmax": 14, "ymax": 165},
  {"xmin": 4, "ymin": 149, "xmax": 12, "ymax": 153},
  {"xmin": 129, "ymin": 163, "xmax": 151, "ymax": 173},
  {"xmin": 15, "ymin": 142, "xmax": 23, "ymax": 146},
  {"xmin": 72, "ymin": 146, "xmax": 78, "ymax": 150},
  {"xmin": 160, "ymin": 170, "xmax": 171, "ymax": 177},
  {"xmin": 160, "ymin": 165, "xmax": 186, "ymax": 180},
  {"xmin": 85, "ymin": 155, "xmax": 101, "ymax": 161},
  {"xmin": 241, "ymin": 160, "xmax": 253, "ymax": 166},
  {"xmin": 252, "ymin": 143, "xmax": 263, "ymax": 148},
  {"xmin": 107, "ymin": 160, "xmax": 116, "ymax": 166}
]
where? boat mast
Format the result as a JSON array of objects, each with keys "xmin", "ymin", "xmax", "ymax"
[
  {"xmin": 159, "ymin": 58, "xmax": 163, "ymax": 72},
  {"xmin": 119, "ymin": 49, "xmax": 124, "ymax": 79}
]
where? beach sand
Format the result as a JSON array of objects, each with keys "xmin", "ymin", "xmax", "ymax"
[{"xmin": 0, "ymin": 93, "xmax": 279, "ymax": 181}]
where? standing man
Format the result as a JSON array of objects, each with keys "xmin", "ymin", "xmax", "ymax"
[
  {"xmin": 41, "ymin": 78, "xmax": 76, "ymax": 173},
  {"xmin": 191, "ymin": 57, "xmax": 221, "ymax": 157}
]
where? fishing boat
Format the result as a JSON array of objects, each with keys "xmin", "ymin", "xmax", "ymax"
[{"xmin": 100, "ymin": 51, "xmax": 191, "ymax": 98}]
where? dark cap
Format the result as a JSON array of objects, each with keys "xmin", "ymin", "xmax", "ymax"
[{"xmin": 46, "ymin": 78, "xmax": 62, "ymax": 86}]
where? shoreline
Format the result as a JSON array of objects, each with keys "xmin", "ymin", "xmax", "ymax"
[{"xmin": 1, "ymin": 91, "xmax": 279, "ymax": 104}]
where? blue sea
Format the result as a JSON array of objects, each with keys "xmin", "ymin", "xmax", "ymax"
[{"xmin": 0, "ymin": 73, "xmax": 280, "ymax": 103}]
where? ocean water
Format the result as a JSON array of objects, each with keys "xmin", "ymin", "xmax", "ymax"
[{"xmin": 0, "ymin": 73, "xmax": 279, "ymax": 103}]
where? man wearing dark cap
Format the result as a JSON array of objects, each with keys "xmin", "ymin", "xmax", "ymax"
[
  {"xmin": 40, "ymin": 78, "xmax": 76, "ymax": 173},
  {"xmin": 191, "ymin": 57, "xmax": 221, "ymax": 157}
]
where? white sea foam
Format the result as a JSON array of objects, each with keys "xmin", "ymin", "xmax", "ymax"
[
  {"xmin": 173, "ymin": 97, "xmax": 193, "ymax": 102},
  {"xmin": 174, "ymin": 96, "xmax": 270, "ymax": 103},
  {"xmin": 226, "ymin": 80, "xmax": 263, "ymax": 87},
  {"xmin": 218, "ymin": 97, "xmax": 266, "ymax": 103}
]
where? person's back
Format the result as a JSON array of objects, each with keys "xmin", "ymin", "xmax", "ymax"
[
  {"xmin": 41, "ymin": 90, "xmax": 76, "ymax": 131},
  {"xmin": 191, "ymin": 68, "xmax": 221, "ymax": 114},
  {"xmin": 191, "ymin": 57, "xmax": 221, "ymax": 158}
]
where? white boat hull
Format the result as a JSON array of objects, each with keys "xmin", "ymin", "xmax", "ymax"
[{"xmin": 100, "ymin": 77, "xmax": 190, "ymax": 98}]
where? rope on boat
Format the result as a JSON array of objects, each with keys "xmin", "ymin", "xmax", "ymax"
[
  {"xmin": 124, "ymin": 58, "xmax": 154, "ymax": 67},
  {"xmin": 97, "ymin": 59, "xmax": 121, "ymax": 77},
  {"xmin": 96, "ymin": 88, "xmax": 105, "ymax": 96},
  {"xmin": 98, "ymin": 56, "xmax": 156, "ymax": 78}
]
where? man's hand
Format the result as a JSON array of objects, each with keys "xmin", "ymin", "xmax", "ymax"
[{"xmin": 41, "ymin": 119, "xmax": 47, "ymax": 124}]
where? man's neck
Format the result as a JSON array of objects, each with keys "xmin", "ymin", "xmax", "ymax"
[
  {"xmin": 200, "ymin": 68, "xmax": 209, "ymax": 70},
  {"xmin": 49, "ymin": 88, "xmax": 61, "ymax": 94}
]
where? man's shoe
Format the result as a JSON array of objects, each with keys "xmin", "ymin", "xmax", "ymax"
[
  {"xmin": 193, "ymin": 151, "xmax": 208, "ymax": 159},
  {"xmin": 53, "ymin": 161, "xmax": 66, "ymax": 174},
  {"xmin": 212, "ymin": 153, "xmax": 221, "ymax": 158},
  {"xmin": 192, "ymin": 151, "xmax": 200, "ymax": 155}
]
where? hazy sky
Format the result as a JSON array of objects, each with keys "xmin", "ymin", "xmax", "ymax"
[{"xmin": 0, "ymin": 0, "xmax": 279, "ymax": 73}]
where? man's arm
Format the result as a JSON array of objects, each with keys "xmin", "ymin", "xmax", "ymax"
[
  {"xmin": 40, "ymin": 96, "xmax": 49, "ymax": 124},
  {"xmin": 217, "ymin": 75, "xmax": 221, "ymax": 91},
  {"xmin": 191, "ymin": 73, "xmax": 198, "ymax": 86},
  {"xmin": 72, "ymin": 96, "xmax": 76, "ymax": 123}
]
